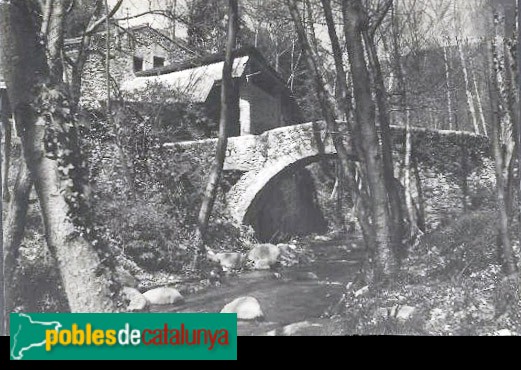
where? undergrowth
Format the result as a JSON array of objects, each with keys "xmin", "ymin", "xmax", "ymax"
[{"xmin": 341, "ymin": 208, "xmax": 521, "ymax": 336}]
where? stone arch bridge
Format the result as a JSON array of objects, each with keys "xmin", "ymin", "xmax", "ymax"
[{"xmin": 165, "ymin": 121, "xmax": 491, "ymax": 231}]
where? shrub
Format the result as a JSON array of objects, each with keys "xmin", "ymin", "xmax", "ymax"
[{"xmin": 86, "ymin": 84, "xmax": 247, "ymax": 274}]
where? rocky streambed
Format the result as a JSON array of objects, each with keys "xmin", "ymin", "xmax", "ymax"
[{"xmin": 139, "ymin": 235, "xmax": 366, "ymax": 336}]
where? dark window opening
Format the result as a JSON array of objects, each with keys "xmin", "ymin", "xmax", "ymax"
[
  {"xmin": 153, "ymin": 56, "xmax": 165, "ymax": 69},
  {"xmin": 133, "ymin": 56, "xmax": 144, "ymax": 72}
]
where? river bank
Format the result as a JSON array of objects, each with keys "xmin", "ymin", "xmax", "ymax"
[{"xmin": 139, "ymin": 208, "xmax": 521, "ymax": 336}]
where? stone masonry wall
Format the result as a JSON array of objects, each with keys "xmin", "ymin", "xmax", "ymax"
[
  {"xmin": 165, "ymin": 123, "xmax": 493, "ymax": 236},
  {"xmin": 68, "ymin": 26, "xmax": 191, "ymax": 110}
]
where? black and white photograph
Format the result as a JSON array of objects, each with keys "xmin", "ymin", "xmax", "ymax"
[{"xmin": 1, "ymin": 0, "xmax": 521, "ymax": 339}]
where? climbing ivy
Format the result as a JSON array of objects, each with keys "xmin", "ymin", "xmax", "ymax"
[{"xmin": 32, "ymin": 82, "xmax": 120, "ymax": 293}]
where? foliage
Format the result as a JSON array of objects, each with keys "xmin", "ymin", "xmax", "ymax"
[
  {"xmin": 342, "ymin": 205, "xmax": 521, "ymax": 336},
  {"xmin": 34, "ymin": 83, "xmax": 120, "ymax": 293},
  {"xmin": 85, "ymin": 84, "xmax": 248, "ymax": 274},
  {"xmin": 8, "ymin": 205, "xmax": 69, "ymax": 314},
  {"xmin": 64, "ymin": 0, "xmax": 103, "ymax": 38},
  {"xmin": 187, "ymin": 0, "xmax": 228, "ymax": 52}
]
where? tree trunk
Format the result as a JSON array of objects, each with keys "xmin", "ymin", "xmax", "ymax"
[
  {"xmin": 289, "ymin": 0, "xmax": 376, "ymax": 259},
  {"xmin": 319, "ymin": 0, "xmax": 376, "ymax": 245},
  {"xmin": 458, "ymin": 38, "xmax": 480, "ymax": 134},
  {"xmin": 320, "ymin": 0, "xmax": 351, "ymax": 119},
  {"xmin": 363, "ymin": 30, "xmax": 405, "ymax": 249},
  {"xmin": 197, "ymin": 0, "xmax": 239, "ymax": 244},
  {"xmin": 0, "ymin": 86, "xmax": 4, "ymax": 336},
  {"xmin": 103, "ymin": 2, "xmax": 135, "ymax": 199},
  {"xmin": 404, "ymin": 106, "xmax": 420, "ymax": 238},
  {"xmin": 390, "ymin": 1, "xmax": 420, "ymax": 240},
  {"xmin": 3, "ymin": 161, "xmax": 32, "ymax": 334},
  {"xmin": 169, "ymin": 0, "xmax": 178, "ymax": 39},
  {"xmin": 2, "ymin": 111, "xmax": 11, "ymax": 202},
  {"xmin": 469, "ymin": 57, "xmax": 488, "ymax": 136},
  {"xmin": 305, "ymin": 0, "xmax": 320, "ymax": 57},
  {"xmin": 517, "ymin": 0, "xmax": 521, "ymax": 226},
  {"xmin": 342, "ymin": 0, "xmax": 397, "ymax": 280},
  {"xmin": 443, "ymin": 44, "xmax": 454, "ymax": 130},
  {"xmin": 413, "ymin": 156, "xmax": 426, "ymax": 232},
  {"xmin": 489, "ymin": 31, "xmax": 517, "ymax": 276},
  {"xmin": 0, "ymin": 0, "xmax": 117, "ymax": 312},
  {"xmin": 503, "ymin": 38, "xmax": 519, "ymax": 216}
]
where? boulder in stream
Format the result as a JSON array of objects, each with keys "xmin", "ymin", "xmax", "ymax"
[
  {"xmin": 266, "ymin": 321, "xmax": 323, "ymax": 336},
  {"xmin": 122, "ymin": 287, "xmax": 149, "ymax": 312},
  {"xmin": 220, "ymin": 297, "xmax": 264, "ymax": 321},
  {"xmin": 143, "ymin": 287, "xmax": 184, "ymax": 305},
  {"xmin": 212, "ymin": 252, "xmax": 244, "ymax": 272},
  {"xmin": 247, "ymin": 244, "xmax": 280, "ymax": 270}
]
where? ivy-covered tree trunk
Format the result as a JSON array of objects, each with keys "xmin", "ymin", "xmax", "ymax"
[{"xmin": 0, "ymin": 0, "xmax": 117, "ymax": 313}]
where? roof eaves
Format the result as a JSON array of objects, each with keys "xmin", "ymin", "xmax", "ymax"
[{"xmin": 136, "ymin": 45, "xmax": 285, "ymax": 86}]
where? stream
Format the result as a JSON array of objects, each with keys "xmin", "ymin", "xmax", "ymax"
[{"xmin": 151, "ymin": 236, "xmax": 365, "ymax": 336}]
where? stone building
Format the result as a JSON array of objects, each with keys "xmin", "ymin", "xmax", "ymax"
[
  {"xmin": 121, "ymin": 46, "xmax": 303, "ymax": 138},
  {"xmin": 5, "ymin": 28, "xmax": 302, "ymax": 142},
  {"xmin": 64, "ymin": 24, "xmax": 196, "ymax": 109}
]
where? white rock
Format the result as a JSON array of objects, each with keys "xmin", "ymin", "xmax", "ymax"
[
  {"xmin": 122, "ymin": 287, "xmax": 149, "ymax": 312},
  {"xmin": 376, "ymin": 306, "xmax": 417, "ymax": 321},
  {"xmin": 394, "ymin": 306, "xmax": 417, "ymax": 321},
  {"xmin": 277, "ymin": 244, "xmax": 297, "ymax": 254},
  {"xmin": 143, "ymin": 287, "xmax": 184, "ymax": 305},
  {"xmin": 215, "ymin": 253, "xmax": 244, "ymax": 272},
  {"xmin": 220, "ymin": 297, "xmax": 264, "ymax": 321},
  {"xmin": 207, "ymin": 249, "xmax": 220, "ymax": 264},
  {"xmin": 295, "ymin": 272, "xmax": 319, "ymax": 281},
  {"xmin": 268, "ymin": 321, "xmax": 322, "ymax": 337},
  {"xmin": 306, "ymin": 272, "xmax": 319, "ymax": 280},
  {"xmin": 495, "ymin": 329, "xmax": 513, "ymax": 336},
  {"xmin": 247, "ymin": 244, "xmax": 280, "ymax": 270},
  {"xmin": 354, "ymin": 286, "xmax": 369, "ymax": 297}
]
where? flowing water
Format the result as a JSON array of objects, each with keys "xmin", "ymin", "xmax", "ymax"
[{"xmin": 152, "ymin": 236, "xmax": 365, "ymax": 336}]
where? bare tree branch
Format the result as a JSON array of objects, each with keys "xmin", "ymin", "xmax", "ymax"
[{"xmin": 84, "ymin": 0, "xmax": 123, "ymax": 35}]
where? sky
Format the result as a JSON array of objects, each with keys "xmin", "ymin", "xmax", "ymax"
[
  {"xmin": 108, "ymin": 0, "xmax": 188, "ymax": 38},
  {"xmin": 107, "ymin": 0, "xmax": 514, "ymax": 44}
]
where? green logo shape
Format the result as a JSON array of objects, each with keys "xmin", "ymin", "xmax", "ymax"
[{"xmin": 10, "ymin": 313, "xmax": 237, "ymax": 360}]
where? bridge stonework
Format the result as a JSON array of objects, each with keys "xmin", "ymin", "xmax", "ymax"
[{"xmin": 165, "ymin": 122, "xmax": 492, "ymax": 229}]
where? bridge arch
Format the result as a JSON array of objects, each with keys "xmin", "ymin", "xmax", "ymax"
[
  {"xmin": 166, "ymin": 121, "xmax": 492, "ymax": 235},
  {"xmin": 227, "ymin": 151, "xmax": 352, "ymax": 225}
]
